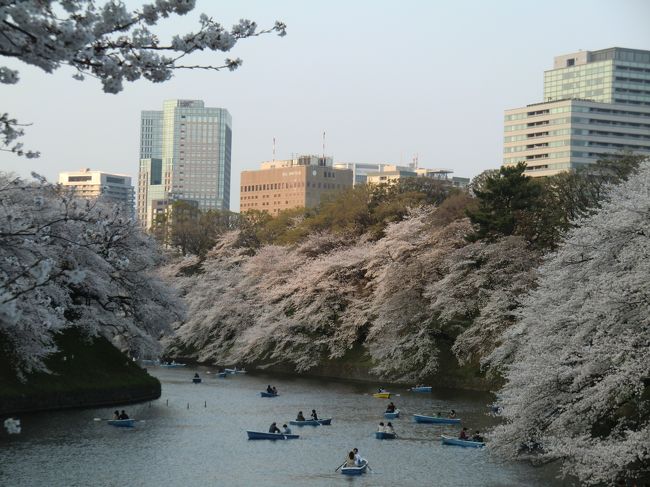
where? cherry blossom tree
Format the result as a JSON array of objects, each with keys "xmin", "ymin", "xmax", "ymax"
[
  {"xmin": 488, "ymin": 161, "xmax": 650, "ymax": 485},
  {"xmin": 0, "ymin": 0, "xmax": 286, "ymax": 156},
  {"xmin": 0, "ymin": 172, "xmax": 182, "ymax": 376}
]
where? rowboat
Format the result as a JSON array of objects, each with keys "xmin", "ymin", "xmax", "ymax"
[
  {"xmin": 107, "ymin": 419, "xmax": 135, "ymax": 428},
  {"xmin": 441, "ymin": 435, "xmax": 485, "ymax": 448},
  {"xmin": 289, "ymin": 419, "xmax": 319, "ymax": 426},
  {"xmin": 246, "ymin": 431, "xmax": 299, "ymax": 440},
  {"xmin": 225, "ymin": 368, "xmax": 247, "ymax": 374},
  {"xmin": 373, "ymin": 392, "xmax": 391, "ymax": 399},
  {"xmin": 375, "ymin": 431, "xmax": 396, "ymax": 439},
  {"xmin": 316, "ymin": 418, "xmax": 332, "ymax": 425},
  {"xmin": 341, "ymin": 460, "xmax": 368, "ymax": 476},
  {"xmin": 384, "ymin": 409, "xmax": 400, "ymax": 419},
  {"xmin": 409, "ymin": 386, "xmax": 432, "ymax": 393},
  {"xmin": 141, "ymin": 359, "xmax": 159, "ymax": 366},
  {"xmin": 413, "ymin": 414, "xmax": 461, "ymax": 424},
  {"xmin": 192, "ymin": 377, "xmax": 202, "ymax": 384},
  {"xmin": 260, "ymin": 391, "xmax": 278, "ymax": 397},
  {"xmin": 160, "ymin": 362, "xmax": 185, "ymax": 368}
]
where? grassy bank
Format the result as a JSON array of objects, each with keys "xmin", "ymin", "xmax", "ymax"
[{"xmin": 0, "ymin": 328, "xmax": 160, "ymax": 415}]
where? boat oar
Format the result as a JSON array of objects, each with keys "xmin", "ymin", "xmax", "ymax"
[
  {"xmin": 334, "ymin": 461, "xmax": 346, "ymax": 472},
  {"xmin": 366, "ymin": 463, "xmax": 373, "ymax": 472}
]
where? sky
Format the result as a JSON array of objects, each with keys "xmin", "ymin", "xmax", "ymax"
[{"xmin": 1, "ymin": 0, "xmax": 649, "ymax": 211}]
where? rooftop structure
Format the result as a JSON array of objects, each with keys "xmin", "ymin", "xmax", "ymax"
[{"xmin": 58, "ymin": 168, "xmax": 134, "ymax": 215}]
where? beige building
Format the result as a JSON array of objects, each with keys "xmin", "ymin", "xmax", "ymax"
[
  {"xmin": 240, "ymin": 155, "xmax": 353, "ymax": 214},
  {"xmin": 58, "ymin": 168, "xmax": 134, "ymax": 215},
  {"xmin": 504, "ymin": 99, "xmax": 650, "ymax": 177},
  {"xmin": 366, "ymin": 164, "xmax": 469, "ymax": 187}
]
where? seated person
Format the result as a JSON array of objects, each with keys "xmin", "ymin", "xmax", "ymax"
[
  {"xmin": 271, "ymin": 386, "xmax": 278, "ymax": 395},
  {"xmin": 472, "ymin": 430, "xmax": 484, "ymax": 442},
  {"xmin": 377, "ymin": 421, "xmax": 385, "ymax": 432},
  {"xmin": 118, "ymin": 410, "xmax": 129, "ymax": 420},
  {"xmin": 194, "ymin": 373, "xmax": 200, "ymax": 378},
  {"xmin": 345, "ymin": 451, "xmax": 356, "ymax": 468},
  {"xmin": 377, "ymin": 387, "xmax": 385, "ymax": 393},
  {"xmin": 266, "ymin": 385, "xmax": 273, "ymax": 394},
  {"xmin": 448, "ymin": 409, "xmax": 457, "ymax": 418},
  {"xmin": 268, "ymin": 422, "xmax": 281, "ymax": 434},
  {"xmin": 353, "ymin": 448, "xmax": 363, "ymax": 466},
  {"xmin": 112, "ymin": 410, "xmax": 120, "ymax": 420},
  {"xmin": 386, "ymin": 402, "xmax": 396, "ymax": 413},
  {"xmin": 282, "ymin": 424, "xmax": 291, "ymax": 435},
  {"xmin": 459, "ymin": 427, "xmax": 470, "ymax": 440},
  {"xmin": 436, "ymin": 411, "xmax": 442, "ymax": 417},
  {"xmin": 296, "ymin": 411, "xmax": 306, "ymax": 421},
  {"xmin": 311, "ymin": 409, "xmax": 318, "ymax": 420},
  {"xmin": 385, "ymin": 422, "xmax": 395, "ymax": 434}
]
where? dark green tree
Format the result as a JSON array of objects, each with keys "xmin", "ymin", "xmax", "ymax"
[{"xmin": 466, "ymin": 162, "xmax": 543, "ymax": 241}]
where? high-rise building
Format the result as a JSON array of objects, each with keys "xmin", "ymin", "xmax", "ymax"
[
  {"xmin": 544, "ymin": 48, "xmax": 650, "ymax": 106},
  {"xmin": 137, "ymin": 99, "xmax": 232, "ymax": 229},
  {"xmin": 504, "ymin": 47, "xmax": 650, "ymax": 177},
  {"xmin": 240, "ymin": 155, "xmax": 353, "ymax": 214},
  {"xmin": 504, "ymin": 99, "xmax": 650, "ymax": 176},
  {"xmin": 58, "ymin": 168, "xmax": 134, "ymax": 215}
]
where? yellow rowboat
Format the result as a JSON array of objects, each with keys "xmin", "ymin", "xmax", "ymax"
[{"xmin": 373, "ymin": 392, "xmax": 391, "ymax": 399}]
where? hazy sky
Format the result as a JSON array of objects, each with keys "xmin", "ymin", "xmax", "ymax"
[{"xmin": 1, "ymin": 0, "xmax": 649, "ymax": 211}]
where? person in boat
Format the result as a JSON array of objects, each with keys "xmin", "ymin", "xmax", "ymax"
[
  {"xmin": 377, "ymin": 387, "xmax": 385, "ymax": 393},
  {"xmin": 282, "ymin": 424, "xmax": 292, "ymax": 435},
  {"xmin": 194, "ymin": 373, "xmax": 200, "ymax": 378},
  {"xmin": 377, "ymin": 421, "xmax": 385, "ymax": 432},
  {"xmin": 448, "ymin": 409, "xmax": 457, "ymax": 418},
  {"xmin": 385, "ymin": 422, "xmax": 395, "ymax": 435},
  {"xmin": 266, "ymin": 385, "xmax": 273, "ymax": 394},
  {"xmin": 112, "ymin": 410, "xmax": 120, "ymax": 420},
  {"xmin": 459, "ymin": 427, "xmax": 470, "ymax": 440},
  {"xmin": 268, "ymin": 422, "xmax": 281, "ymax": 434},
  {"xmin": 271, "ymin": 386, "xmax": 278, "ymax": 395},
  {"xmin": 353, "ymin": 448, "xmax": 364, "ymax": 466},
  {"xmin": 436, "ymin": 411, "xmax": 442, "ymax": 417},
  {"xmin": 345, "ymin": 451, "xmax": 356, "ymax": 468},
  {"xmin": 311, "ymin": 409, "xmax": 318, "ymax": 421},
  {"xmin": 118, "ymin": 410, "xmax": 129, "ymax": 420},
  {"xmin": 472, "ymin": 430, "xmax": 484, "ymax": 442},
  {"xmin": 386, "ymin": 402, "xmax": 396, "ymax": 413},
  {"xmin": 296, "ymin": 411, "xmax": 306, "ymax": 421}
]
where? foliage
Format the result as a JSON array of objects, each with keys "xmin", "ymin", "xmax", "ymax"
[
  {"xmin": 0, "ymin": 173, "xmax": 182, "ymax": 376},
  {"xmin": 153, "ymin": 200, "xmax": 239, "ymax": 256},
  {"xmin": 466, "ymin": 162, "xmax": 543, "ymax": 242},
  {"xmin": 0, "ymin": 0, "xmax": 286, "ymax": 156},
  {"xmin": 487, "ymin": 160, "xmax": 650, "ymax": 485}
]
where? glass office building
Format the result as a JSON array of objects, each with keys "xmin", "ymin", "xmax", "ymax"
[
  {"xmin": 544, "ymin": 48, "xmax": 650, "ymax": 106},
  {"xmin": 137, "ymin": 100, "xmax": 232, "ymax": 229}
]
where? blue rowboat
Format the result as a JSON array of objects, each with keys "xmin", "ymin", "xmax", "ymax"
[
  {"xmin": 341, "ymin": 460, "xmax": 368, "ymax": 476},
  {"xmin": 441, "ymin": 435, "xmax": 485, "ymax": 448},
  {"xmin": 246, "ymin": 431, "xmax": 299, "ymax": 440},
  {"xmin": 316, "ymin": 418, "xmax": 332, "ymax": 425},
  {"xmin": 192, "ymin": 377, "xmax": 201, "ymax": 384},
  {"xmin": 225, "ymin": 368, "xmax": 247, "ymax": 374},
  {"xmin": 260, "ymin": 391, "xmax": 278, "ymax": 397},
  {"xmin": 289, "ymin": 419, "xmax": 319, "ymax": 426},
  {"xmin": 107, "ymin": 419, "xmax": 135, "ymax": 428},
  {"xmin": 413, "ymin": 414, "xmax": 461, "ymax": 424},
  {"xmin": 384, "ymin": 409, "xmax": 400, "ymax": 419},
  {"xmin": 217, "ymin": 372, "xmax": 227, "ymax": 378},
  {"xmin": 160, "ymin": 362, "xmax": 185, "ymax": 368},
  {"xmin": 375, "ymin": 431, "xmax": 396, "ymax": 439},
  {"xmin": 410, "ymin": 386, "xmax": 432, "ymax": 393}
]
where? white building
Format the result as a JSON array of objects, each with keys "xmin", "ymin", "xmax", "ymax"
[{"xmin": 58, "ymin": 168, "xmax": 134, "ymax": 215}]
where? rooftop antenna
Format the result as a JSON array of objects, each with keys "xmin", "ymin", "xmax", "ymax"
[
  {"xmin": 272, "ymin": 137, "xmax": 276, "ymax": 161},
  {"xmin": 322, "ymin": 131, "xmax": 326, "ymax": 158}
]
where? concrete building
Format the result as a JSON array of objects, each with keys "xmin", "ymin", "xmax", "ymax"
[
  {"xmin": 333, "ymin": 162, "xmax": 395, "ymax": 185},
  {"xmin": 58, "ymin": 168, "xmax": 134, "ymax": 214},
  {"xmin": 544, "ymin": 48, "xmax": 650, "ymax": 106},
  {"xmin": 504, "ymin": 47, "xmax": 650, "ymax": 177},
  {"xmin": 365, "ymin": 164, "xmax": 469, "ymax": 187},
  {"xmin": 137, "ymin": 99, "xmax": 232, "ymax": 229},
  {"xmin": 240, "ymin": 155, "xmax": 353, "ymax": 214},
  {"xmin": 504, "ymin": 98, "xmax": 650, "ymax": 177}
]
